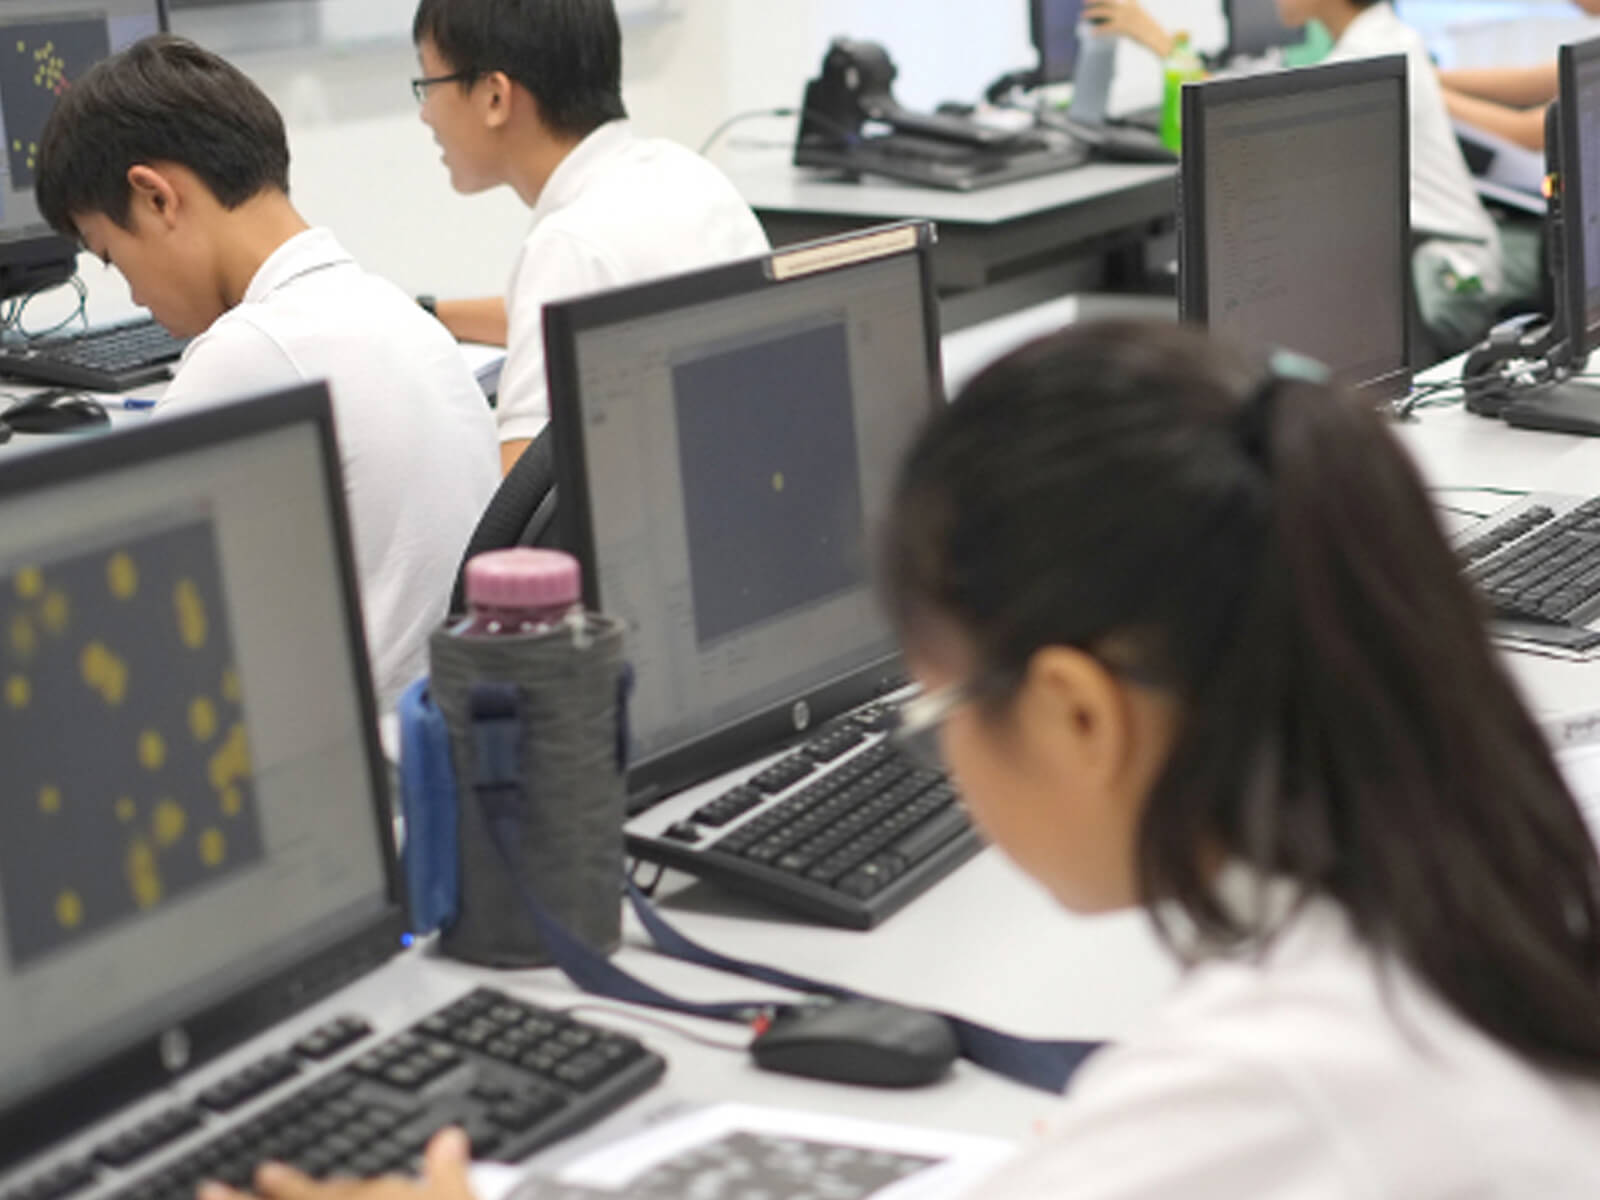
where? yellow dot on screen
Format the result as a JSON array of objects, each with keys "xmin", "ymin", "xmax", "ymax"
[
  {"xmin": 9, "ymin": 140, "xmax": 17, "ymax": 152},
  {"xmin": 127, "ymin": 839, "xmax": 162, "ymax": 908},
  {"xmin": 138, "ymin": 730, "xmax": 166, "ymax": 771},
  {"xmin": 5, "ymin": 674, "xmax": 28, "ymax": 708},
  {"xmin": 38, "ymin": 784, "xmax": 60, "ymax": 815},
  {"xmin": 221, "ymin": 786, "xmax": 243, "ymax": 818},
  {"xmin": 116, "ymin": 796, "xmax": 136, "ymax": 823},
  {"xmin": 15, "ymin": 567, "xmax": 41, "ymax": 599},
  {"xmin": 107, "ymin": 553, "xmax": 138, "ymax": 600},
  {"xmin": 152, "ymin": 799, "xmax": 186, "ymax": 848},
  {"xmin": 174, "ymin": 580, "xmax": 207, "ymax": 650},
  {"xmin": 772, "ymin": 472, "xmax": 785, "ymax": 493},
  {"xmin": 40, "ymin": 589, "xmax": 68, "ymax": 634},
  {"xmin": 199, "ymin": 828, "xmax": 226, "ymax": 869},
  {"xmin": 10, "ymin": 614, "xmax": 35, "ymax": 657},
  {"xmin": 189, "ymin": 696, "xmax": 217, "ymax": 743},
  {"xmin": 221, "ymin": 667, "xmax": 241, "ymax": 704},
  {"xmin": 81, "ymin": 641, "xmax": 107, "ymax": 686},
  {"xmin": 56, "ymin": 891, "xmax": 83, "ymax": 929}
]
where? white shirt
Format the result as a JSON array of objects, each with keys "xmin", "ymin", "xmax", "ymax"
[
  {"xmin": 971, "ymin": 880, "xmax": 1600, "ymax": 1198},
  {"xmin": 159, "ymin": 228, "xmax": 500, "ymax": 711},
  {"xmin": 1329, "ymin": 2, "xmax": 1504, "ymax": 291},
  {"xmin": 497, "ymin": 120, "xmax": 770, "ymax": 443}
]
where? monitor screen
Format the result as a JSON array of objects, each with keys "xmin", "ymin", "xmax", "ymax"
[
  {"xmin": 1226, "ymin": 0, "xmax": 1299, "ymax": 59},
  {"xmin": 549, "ymin": 227, "xmax": 942, "ymax": 804},
  {"xmin": 1031, "ymin": 0, "xmax": 1082, "ymax": 85},
  {"xmin": 1558, "ymin": 36, "xmax": 1600, "ymax": 362},
  {"xmin": 0, "ymin": 392, "xmax": 393, "ymax": 1130},
  {"xmin": 0, "ymin": 1, "xmax": 166, "ymax": 283},
  {"xmin": 1178, "ymin": 56, "xmax": 1412, "ymax": 400}
]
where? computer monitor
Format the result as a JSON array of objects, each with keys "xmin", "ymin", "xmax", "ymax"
[
  {"xmin": 0, "ymin": 384, "xmax": 399, "ymax": 1159},
  {"xmin": 0, "ymin": 0, "xmax": 168, "ymax": 299},
  {"xmin": 1178, "ymin": 55, "xmax": 1412, "ymax": 401},
  {"xmin": 1031, "ymin": 0, "xmax": 1083, "ymax": 85},
  {"xmin": 1555, "ymin": 35, "xmax": 1600, "ymax": 366},
  {"xmin": 546, "ymin": 222, "xmax": 944, "ymax": 810},
  {"xmin": 1225, "ymin": 0, "xmax": 1299, "ymax": 60}
]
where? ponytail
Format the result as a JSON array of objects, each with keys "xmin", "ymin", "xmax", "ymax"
[{"xmin": 882, "ymin": 320, "xmax": 1600, "ymax": 1079}]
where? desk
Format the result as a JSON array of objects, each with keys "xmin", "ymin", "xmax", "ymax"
[{"xmin": 725, "ymin": 155, "xmax": 1177, "ymax": 329}]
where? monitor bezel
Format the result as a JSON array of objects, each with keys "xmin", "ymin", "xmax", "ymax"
[
  {"xmin": 0, "ymin": 383, "xmax": 406, "ymax": 1169},
  {"xmin": 1178, "ymin": 54, "xmax": 1414, "ymax": 402},
  {"xmin": 1224, "ymin": 0, "xmax": 1300, "ymax": 60},
  {"xmin": 546, "ymin": 220, "xmax": 945, "ymax": 812},
  {"xmin": 1030, "ymin": 0, "xmax": 1083, "ymax": 86},
  {"xmin": 1557, "ymin": 35, "xmax": 1600, "ymax": 364},
  {"xmin": 0, "ymin": 0, "xmax": 172, "ymax": 298}
]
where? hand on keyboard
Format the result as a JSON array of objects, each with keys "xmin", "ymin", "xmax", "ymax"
[{"xmin": 198, "ymin": 1126, "xmax": 474, "ymax": 1200}]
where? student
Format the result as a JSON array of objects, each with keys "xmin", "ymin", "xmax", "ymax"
[
  {"xmin": 1088, "ymin": 0, "xmax": 1541, "ymax": 354},
  {"xmin": 198, "ymin": 321, "xmax": 1600, "ymax": 1198},
  {"xmin": 35, "ymin": 35, "xmax": 500, "ymax": 713},
  {"xmin": 411, "ymin": 0, "xmax": 770, "ymax": 475}
]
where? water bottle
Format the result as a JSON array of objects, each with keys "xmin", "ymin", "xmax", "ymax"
[
  {"xmin": 1160, "ymin": 33, "xmax": 1206, "ymax": 154},
  {"xmin": 1071, "ymin": 19, "xmax": 1118, "ymax": 126},
  {"xmin": 454, "ymin": 548, "xmax": 581, "ymax": 638}
]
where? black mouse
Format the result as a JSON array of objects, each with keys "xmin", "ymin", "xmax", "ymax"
[
  {"xmin": 3, "ymin": 391, "xmax": 110, "ymax": 434},
  {"xmin": 750, "ymin": 998, "xmax": 960, "ymax": 1088}
]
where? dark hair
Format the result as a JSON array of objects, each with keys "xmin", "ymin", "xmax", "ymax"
[
  {"xmin": 413, "ymin": 0, "xmax": 627, "ymax": 139},
  {"xmin": 882, "ymin": 319, "xmax": 1600, "ymax": 1080},
  {"xmin": 35, "ymin": 35, "xmax": 289, "ymax": 235}
]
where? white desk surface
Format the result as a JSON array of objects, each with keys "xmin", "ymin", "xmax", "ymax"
[{"xmin": 725, "ymin": 155, "xmax": 1176, "ymax": 227}]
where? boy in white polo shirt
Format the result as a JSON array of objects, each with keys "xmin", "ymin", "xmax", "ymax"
[
  {"xmin": 35, "ymin": 35, "xmax": 500, "ymax": 711},
  {"xmin": 412, "ymin": 0, "xmax": 770, "ymax": 474}
]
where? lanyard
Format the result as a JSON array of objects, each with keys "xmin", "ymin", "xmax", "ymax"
[{"xmin": 469, "ymin": 682, "xmax": 1102, "ymax": 1094}]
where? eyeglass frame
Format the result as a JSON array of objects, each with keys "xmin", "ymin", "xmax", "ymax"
[
  {"xmin": 411, "ymin": 69, "xmax": 478, "ymax": 103},
  {"xmin": 891, "ymin": 681, "xmax": 977, "ymax": 772}
]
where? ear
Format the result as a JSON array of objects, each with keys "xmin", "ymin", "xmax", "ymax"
[
  {"xmin": 125, "ymin": 164, "xmax": 182, "ymax": 230},
  {"xmin": 1017, "ymin": 646, "xmax": 1134, "ymax": 794},
  {"xmin": 478, "ymin": 69, "xmax": 516, "ymax": 131}
]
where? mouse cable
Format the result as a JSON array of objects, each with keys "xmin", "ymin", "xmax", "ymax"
[
  {"xmin": 558, "ymin": 1002, "xmax": 753, "ymax": 1052},
  {"xmin": 698, "ymin": 106, "xmax": 797, "ymax": 156},
  {"xmin": 8, "ymin": 274, "xmax": 89, "ymax": 341}
]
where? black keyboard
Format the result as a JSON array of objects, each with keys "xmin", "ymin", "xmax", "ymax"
[
  {"xmin": 626, "ymin": 708, "xmax": 982, "ymax": 929},
  {"xmin": 2, "ymin": 989, "xmax": 664, "ymax": 1200},
  {"xmin": 1457, "ymin": 492, "xmax": 1600, "ymax": 652},
  {"xmin": 794, "ymin": 131, "xmax": 1091, "ymax": 192},
  {"xmin": 0, "ymin": 317, "xmax": 189, "ymax": 392}
]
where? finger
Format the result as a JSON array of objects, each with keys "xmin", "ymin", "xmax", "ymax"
[
  {"xmin": 198, "ymin": 1183, "xmax": 252, "ymax": 1200},
  {"xmin": 252, "ymin": 1162, "xmax": 324, "ymax": 1200},
  {"xmin": 422, "ymin": 1128, "xmax": 475, "ymax": 1200}
]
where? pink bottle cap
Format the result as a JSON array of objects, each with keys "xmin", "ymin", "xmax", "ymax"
[{"xmin": 464, "ymin": 548, "xmax": 580, "ymax": 612}]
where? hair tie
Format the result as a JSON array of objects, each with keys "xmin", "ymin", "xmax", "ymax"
[{"xmin": 1236, "ymin": 350, "xmax": 1332, "ymax": 469}]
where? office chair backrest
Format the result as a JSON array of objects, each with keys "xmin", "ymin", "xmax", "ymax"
[{"xmin": 448, "ymin": 426, "xmax": 560, "ymax": 614}]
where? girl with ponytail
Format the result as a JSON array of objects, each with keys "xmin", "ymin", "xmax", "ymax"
[{"xmin": 883, "ymin": 319, "xmax": 1600, "ymax": 1196}]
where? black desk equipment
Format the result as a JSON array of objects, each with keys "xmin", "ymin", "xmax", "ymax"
[
  {"xmin": 545, "ymin": 222, "xmax": 981, "ymax": 928},
  {"xmin": 0, "ymin": 315, "xmax": 189, "ymax": 392},
  {"xmin": 793, "ymin": 39, "xmax": 1090, "ymax": 191}
]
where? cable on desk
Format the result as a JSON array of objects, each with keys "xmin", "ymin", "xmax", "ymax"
[
  {"xmin": 698, "ymin": 106, "xmax": 797, "ymax": 156},
  {"xmin": 628, "ymin": 858, "xmax": 667, "ymax": 898},
  {"xmin": 559, "ymin": 1002, "xmax": 752, "ymax": 1052},
  {"xmin": 4, "ymin": 274, "xmax": 89, "ymax": 340},
  {"xmin": 1437, "ymin": 503, "xmax": 1494, "ymax": 519},
  {"xmin": 1430, "ymin": 485, "xmax": 1530, "ymax": 497}
]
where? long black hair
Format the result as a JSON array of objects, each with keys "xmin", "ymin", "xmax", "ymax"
[{"xmin": 881, "ymin": 319, "xmax": 1600, "ymax": 1079}]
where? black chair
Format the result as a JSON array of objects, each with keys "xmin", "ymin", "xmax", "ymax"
[{"xmin": 448, "ymin": 426, "xmax": 561, "ymax": 614}]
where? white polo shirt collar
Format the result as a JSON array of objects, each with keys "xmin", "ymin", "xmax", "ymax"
[
  {"xmin": 530, "ymin": 119, "xmax": 634, "ymax": 224},
  {"xmin": 242, "ymin": 227, "xmax": 358, "ymax": 306}
]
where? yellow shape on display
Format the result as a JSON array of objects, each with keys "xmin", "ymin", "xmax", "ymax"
[
  {"xmin": 40, "ymin": 589, "xmax": 68, "ymax": 634},
  {"xmin": 189, "ymin": 696, "xmax": 218, "ymax": 743},
  {"xmin": 199, "ymin": 828, "xmax": 226, "ymax": 869},
  {"xmin": 221, "ymin": 786, "xmax": 243, "ymax": 818},
  {"xmin": 38, "ymin": 784, "xmax": 60, "ymax": 815},
  {"xmin": 81, "ymin": 641, "xmax": 129, "ymax": 706},
  {"xmin": 221, "ymin": 667, "xmax": 241, "ymax": 704},
  {"xmin": 138, "ymin": 729, "xmax": 166, "ymax": 771},
  {"xmin": 5, "ymin": 673, "xmax": 29, "ymax": 709},
  {"xmin": 56, "ymin": 890, "xmax": 83, "ymax": 929},
  {"xmin": 15, "ymin": 566, "xmax": 42, "ymax": 599},
  {"xmin": 116, "ymin": 796, "xmax": 137, "ymax": 824},
  {"xmin": 174, "ymin": 579, "xmax": 207, "ymax": 649},
  {"xmin": 207, "ymin": 723, "xmax": 251, "ymax": 791},
  {"xmin": 152, "ymin": 798, "xmax": 186, "ymax": 848},
  {"xmin": 9, "ymin": 614, "xmax": 34, "ymax": 658},
  {"xmin": 127, "ymin": 838, "xmax": 162, "ymax": 908},
  {"xmin": 773, "ymin": 472, "xmax": 785, "ymax": 493},
  {"xmin": 107, "ymin": 553, "xmax": 138, "ymax": 600}
]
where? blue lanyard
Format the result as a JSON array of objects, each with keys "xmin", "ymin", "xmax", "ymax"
[{"xmin": 470, "ymin": 681, "xmax": 1102, "ymax": 1094}]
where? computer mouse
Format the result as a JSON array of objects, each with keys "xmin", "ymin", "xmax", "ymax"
[
  {"xmin": 2, "ymin": 392, "xmax": 110, "ymax": 434},
  {"xmin": 749, "ymin": 998, "xmax": 960, "ymax": 1088}
]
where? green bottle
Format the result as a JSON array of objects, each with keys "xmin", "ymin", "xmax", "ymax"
[{"xmin": 1160, "ymin": 33, "xmax": 1206, "ymax": 154}]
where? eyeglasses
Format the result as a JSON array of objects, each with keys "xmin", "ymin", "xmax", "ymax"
[
  {"xmin": 411, "ymin": 70, "xmax": 476, "ymax": 103},
  {"xmin": 891, "ymin": 682, "xmax": 974, "ymax": 772}
]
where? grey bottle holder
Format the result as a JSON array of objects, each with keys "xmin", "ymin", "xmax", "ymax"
[{"xmin": 425, "ymin": 615, "xmax": 628, "ymax": 968}]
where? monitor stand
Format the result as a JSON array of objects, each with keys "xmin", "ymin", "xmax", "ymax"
[{"xmin": 1502, "ymin": 376, "xmax": 1600, "ymax": 436}]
